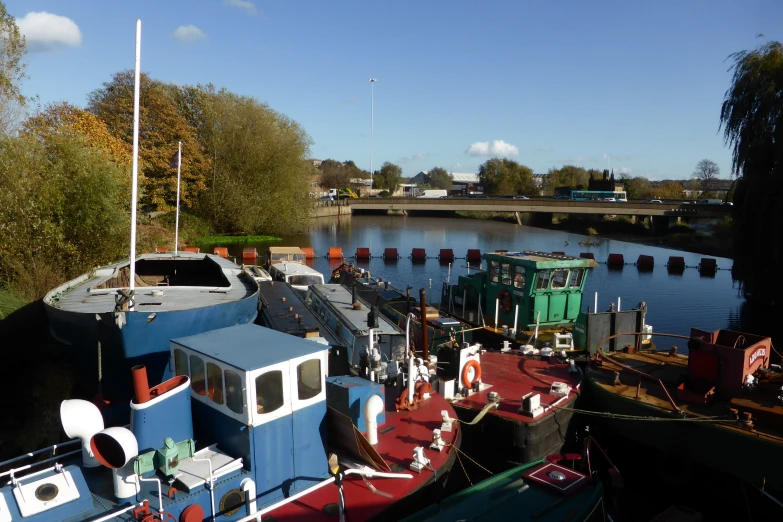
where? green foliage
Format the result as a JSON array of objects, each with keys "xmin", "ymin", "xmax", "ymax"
[
  {"xmin": 621, "ymin": 175, "xmax": 651, "ymax": 200},
  {"xmin": 176, "ymin": 86, "xmax": 314, "ymax": 235},
  {"xmin": 379, "ymin": 190, "xmax": 390, "ymax": 197},
  {"xmin": 0, "ymin": 134, "xmax": 130, "ymax": 299},
  {"xmin": 586, "ymin": 227, "xmax": 598, "ymax": 236},
  {"xmin": 427, "ymin": 167, "xmax": 453, "ymax": 190},
  {"xmin": 318, "ymin": 159, "xmax": 354, "ymax": 189},
  {"xmin": 478, "ymin": 158, "xmax": 535, "ymax": 195},
  {"xmin": 88, "ymin": 71, "xmax": 210, "ymax": 210},
  {"xmin": 654, "ymin": 181, "xmax": 685, "ymax": 200},
  {"xmin": 192, "ymin": 235, "xmax": 282, "ymax": 246},
  {"xmin": 721, "ymin": 41, "xmax": 783, "ymax": 303},
  {"xmin": 374, "ymin": 162, "xmax": 402, "ymax": 194},
  {"xmin": 545, "ymin": 165, "xmax": 591, "ymax": 194}
]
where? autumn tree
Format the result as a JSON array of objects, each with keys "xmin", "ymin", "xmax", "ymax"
[
  {"xmin": 478, "ymin": 158, "xmax": 535, "ymax": 195},
  {"xmin": 544, "ymin": 165, "xmax": 591, "ymax": 195},
  {"xmin": 88, "ymin": 71, "xmax": 210, "ymax": 209},
  {"xmin": 720, "ymin": 41, "xmax": 783, "ymax": 305},
  {"xmin": 654, "ymin": 181, "xmax": 685, "ymax": 200},
  {"xmin": 23, "ymin": 102, "xmax": 132, "ymax": 166},
  {"xmin": 621, "ymin": 175, "xmax": 651, "ymax": 200},
  {"xmin": 427, "ymin": 167, "xmax": 453, "ymax": 190},
  {"xmin": 374, "ymin": 162, "xmax": 403, "ymax": 194},
  {"xmin": 0, "ymin": 2, "xmax": 28, "ymax": 134}
]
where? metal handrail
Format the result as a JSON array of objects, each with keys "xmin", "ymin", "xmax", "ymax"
[{"xmin": 0, "ymin": 439, "xmax": 79, "ymax": 470}]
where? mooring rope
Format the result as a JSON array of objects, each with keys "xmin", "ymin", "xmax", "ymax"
[{"xmin": 549, "ymin": 404, "xmax": 745, "ymax": 423}]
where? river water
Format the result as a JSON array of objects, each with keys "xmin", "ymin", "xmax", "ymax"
[{"xmin": 220, "ymin": 215, "xmax": 746, "ymax": 350}]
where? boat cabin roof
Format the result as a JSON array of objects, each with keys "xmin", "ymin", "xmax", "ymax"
[
  {"xmin": 270, "ymin": 263, "xmax": 322, "ymax": 276},
  {"xmin": 172, "ymin": 323, "xmax": 325, "ymax": 371},
  {"xmin": 484, "ymin": 250, "xmax": 598, "ymax": 269},
  {"xmin": 269, "ymin": 246, "xmax": 306, "ymax": 255},
  {"xmin": 308, "ymin": 284, "xmax": 403, "ymax": 336},
  {"xmin": 258, "ymin": 281, "xmax": 341, "ymax": 345}
]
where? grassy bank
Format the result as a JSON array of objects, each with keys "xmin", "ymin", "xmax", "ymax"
[
  {"xmin": 0, "ymin": 287, "xmax": 29, "ymax": 320},
  {"xmin": 192, "ymin": 235, "xmax": 282, "ymax": 246}
]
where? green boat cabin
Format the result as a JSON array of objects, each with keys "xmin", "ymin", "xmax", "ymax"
[{"xmin": 443, "ymin": 251, "xmax": 598, "ymax": 330}]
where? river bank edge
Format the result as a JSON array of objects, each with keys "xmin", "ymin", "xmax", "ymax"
[{"xmin": 455, "ymin": 211, "xmax": 734, "ymax": 260}]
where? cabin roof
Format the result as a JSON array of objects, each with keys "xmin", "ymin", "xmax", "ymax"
[
  {"xmin": 484, "ymin": 250, "xmax": 598, "ymax": 269},
  {"xmin": 269, "ymin": 246, "xmax": 305, "ymax": 255},
  {"xmin": 271, "ymin": 263, "xmax": 322, "ymax": 276},
  {"xmin": 172, "ymin": 323, "xmax": 326, "ymax": 371},
  {"xmin": 258, "ymin": 281, "xmax": 341, "ymax": 345},
  {"xmin": 309, "ymin": 284, "xmax": 403, "ymax": 335}
]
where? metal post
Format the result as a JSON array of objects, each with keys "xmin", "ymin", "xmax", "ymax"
[
  {"xmin": 494, "ymin": 298, "xmax": 499, "ymax": 330},
  {"xmin": 129, "ymin": 19, "xmax": 142, "ymax": 295},
  {"xmin": 369, "ymin": 78, "xmax": 377, "ymax": 194},
  {"xmin": 594, "ymin": 292, "xmax": 598, "ymax": 314},
  {"xmin": 513, "ymin": 304, "xmax": 519, "ymax": 335},
  {"xmin": 462, "ymin": 289, "xmax": 466, "ymax": 319},
  {"xmin": 617, "ymin": 297, "xmax": 621, "ymax": 312},
  {"xmin": 419, "ymin": 288, "xmax": 429, "ymax": 362},
  {"xmin": 174, "ymin": 141, "xmax": 181, "ymax": 254}
]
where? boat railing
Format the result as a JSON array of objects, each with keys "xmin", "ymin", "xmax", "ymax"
[
  {"xmin": 0, "ymin": 439, "xmax": 80, "ymax": 484},
  {"xmin": 595, "ymin": 331, "xmax": 692, "ymax": 414}
]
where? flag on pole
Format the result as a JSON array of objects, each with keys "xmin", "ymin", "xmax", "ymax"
[{"xmin": 169, "ymin": 149, "xmax": 180, "ymax": 169}]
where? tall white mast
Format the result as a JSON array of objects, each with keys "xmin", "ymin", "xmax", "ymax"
[
  {"xmin": 174, "ymin": 141, "xmax": 181, "ymax": 254},
  {"xmin": 128, "ymin": 19, "xmax": 142, "ymax": 296}
]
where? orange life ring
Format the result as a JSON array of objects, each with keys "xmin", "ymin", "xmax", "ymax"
[
  {"xmin": 498, "ymin": 289, "xmax": 512, "ymax": 313},
  {"xmin": 461, "ymin": 360, "xmax": 482, "ymax": 388}
]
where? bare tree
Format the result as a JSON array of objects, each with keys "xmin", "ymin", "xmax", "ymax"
[{"xmin": 692, "ymin": 159, "xmax": 720, "ymax": 196}]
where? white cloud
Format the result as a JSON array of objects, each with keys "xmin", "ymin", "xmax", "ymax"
[
  {"xmin": 15, "ymin": 12, "xmax": 81, "ymax": 52},
  {"xmin": 466, "ymin": 140, "xmax": 519, "ymax": 157},
  {"xmin": 223, "ymin": 0, "xmax": 258, "ymax": 15},
  {"xmin": 618, "ymin": 167, "xmax": 632, "ymax": 175},
  {"xmin": 172, "ymin": 25, "xmax": 207, "ymax": 43}
]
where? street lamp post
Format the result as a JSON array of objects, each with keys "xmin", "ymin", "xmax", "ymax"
[{"xmin": 369, "ymin": 78, "xmax": 377, "ymax": 194}]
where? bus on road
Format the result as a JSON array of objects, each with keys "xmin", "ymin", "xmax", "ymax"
[{"xmin": 570, "ymin": 190, "xmax": 628, "ymax": 202}]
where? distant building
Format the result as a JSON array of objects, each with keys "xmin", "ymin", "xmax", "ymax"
[
  {"xmin": 588, "ymin": 169, "xmax": 624, "ymax": 192},
  {"xmin": 682, "ymin": 179, "xmax": 734, "ymax": 199},
  {"xmin": 532, "ymin": 173, "xmax": 547, "ymax": 195},
  {"xmin": 409, "ymin": 171, "xmax": 481, "ymax": 194},
  {"xmin": 309, "ymin": 159, "xmax": 323, "ymax": 168}
]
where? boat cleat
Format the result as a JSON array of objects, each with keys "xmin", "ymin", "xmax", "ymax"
[
  {"xmin": 440, "ymin": 410, "xmax": 454, "ymax": 432},
  {"xmin": 410, "ymin": 447, "xmax": 431, "ymax": 473},
  {"xmin": 430, "ymin": 429, "xmax": 446, "ymax": 452}
]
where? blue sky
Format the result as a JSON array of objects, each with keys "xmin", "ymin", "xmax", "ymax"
[{"xmin": 7, "ymin": 0, "xmax": 781, "ymax": 179}]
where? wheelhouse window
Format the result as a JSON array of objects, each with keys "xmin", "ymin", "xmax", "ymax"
[
  {"xmin": 490, "ymin": 261, "xmax": 499, "ymax": 283},
  {"xmin": 297, "ymin": 359, "xmax": 322, "ymax": 401},
  {"xmin": 207, "ymin": 362, "xmax": 224, "ymax": 405},
  {"xmin": 536, "ymin": 270, "xmax": 551, "ymax": 290},
  {"xmin": 255, "ymin": 371, "xmax": 284, "ymax": 414},
  {"xmin": 501, "ymin": 264, "xmax": 512, "ymax": 286},
  {"xmin": 224, "ymin": 370, "xmax": 244, "ymax": 414},
  {"xmin": 513, "ymin": 266, "xmax": 526, "ymax": 289},
  {"xmin": 288, "ymin": 275, "xmax": 323, "ymax": 287},
  {"xmin": 569, "ymin": 268, "xmax": 585, "ymax": 289},
  {"xmin": 174, "ymin": 349, "xmax": 188, "ymax": 376},
  {"xmin": 551, "ymin": 269, "xmax": 569, "ymax": 289},
  {"xmin": 190, "ymin": 355, "xmax": 206, "ymax": 396}
]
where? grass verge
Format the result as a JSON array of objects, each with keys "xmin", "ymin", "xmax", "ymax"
[{"xmin": 192, "ymin": 235, "xmax": 283, "ymax": 246}]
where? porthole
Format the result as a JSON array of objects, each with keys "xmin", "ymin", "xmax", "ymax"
[
  {"xmin": 35, "ymin": 483, "xmax": 59, "ymax": 501},
  {"xmin": 219, "ymin": 488, "xmax": 245, "ymax": 516}
]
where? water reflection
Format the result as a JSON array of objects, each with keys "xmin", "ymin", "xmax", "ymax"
[{"xmin": 224, "ymin": 215, "xmax": 752, "ymax": 346}]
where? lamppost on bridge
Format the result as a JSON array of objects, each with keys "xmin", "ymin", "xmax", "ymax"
[{"xmin": 369, "ymin": 78, "xmax": 377, "ymax": 195}]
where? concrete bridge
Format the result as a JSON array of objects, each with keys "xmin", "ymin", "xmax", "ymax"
[{"xmin": 343, "ymin": 197, "xmax": 731, "ymax": 233}]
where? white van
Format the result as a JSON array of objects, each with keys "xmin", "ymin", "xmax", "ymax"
[{"xmin": 417, "ymin": 189, "xmax": 448, "ymax": 198}]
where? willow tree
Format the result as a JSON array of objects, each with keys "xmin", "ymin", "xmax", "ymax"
[
  {"xmin": 0, "ymin": 2, "xmax": 28, "ymax": 134},
  {"xmin": 720, "ymin": 42, "xmax": 783, "ymax": 305}
]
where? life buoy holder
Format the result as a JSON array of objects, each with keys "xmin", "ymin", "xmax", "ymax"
[
  {"xmin": 498, "ymin": 289, "xmax": 512, "ymax": 314},
  {"xmin": 461, "ymin": 360, "xmax": 482, "ymax": 388}
]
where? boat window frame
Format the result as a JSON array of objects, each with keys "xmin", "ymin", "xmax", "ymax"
[
  {"xmin": 551, "ymin": 269, "xmax": 569, "ymax": 290},
  {"xmin": 189, "ymin": 355, "xmax": 207, "ymax": 397},
  {"xmin": 513, "ymin": 266, "xmax": 526, "ymax": 290},
  {"xmin": 490, "ymin": 261, "xmax": 500, "ymax": 283},
  {"xmin": 224, "ymin": 369, "xmax": 245, "ymax": 415},
  {"xmin": 249, "ymin": 360, "xmax": 292, "ymax": 425},
  {"xmin": 174, "ymin": 348, "xmax": 189, "ymax": 377},
  {"xmin": 536, "ymin": 269, "xmax": 552, "ymax": 291},
  {"xmin": 501, "ymin": 263, "xmax": 512, "ymax": 286},
  {"xmin": 569, "ymin": 268, "xmax": 585, "ymax": 289},
  {"xmin": 206, "ymin": 361, "xmax": 224, "ymax": 405},
  {"xmin": 290, "ymin": 352, "xmax": 327, "ymax": 411}
]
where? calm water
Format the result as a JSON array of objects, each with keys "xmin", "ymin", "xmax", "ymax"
[{"xmin": 223, "ymin": 215, "xmax": 746, "ymax": 349}]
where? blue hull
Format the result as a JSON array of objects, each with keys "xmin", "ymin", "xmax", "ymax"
[{"xmin": 46, "ymin": 298, "xmax": 258, "ymax": 404}]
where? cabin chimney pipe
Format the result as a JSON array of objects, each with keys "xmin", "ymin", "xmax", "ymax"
[
  {"xmin": 132, "ymin": 365, "xmax": 151, "ymax": 404},
  {"xmin": 419, "ymin": 288, "xmax": 429, "ymax": 361}
]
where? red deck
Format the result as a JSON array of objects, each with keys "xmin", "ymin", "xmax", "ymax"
[
  {"xmin": 267, "ymin": 392, "xmax": 459, "ymax": 521},
  {"xmin": 454, "ymin": 351, "xmax": 581, "ymax": 421}
]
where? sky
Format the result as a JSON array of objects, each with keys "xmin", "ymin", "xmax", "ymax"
[{"xmin": 6, "ymin": 0, "xmax": 782, "ymax": 179}]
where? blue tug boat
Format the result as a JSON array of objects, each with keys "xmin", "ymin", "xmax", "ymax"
[{"xmin": 43, "ymin": 251, "xmax": 260, "ymax": 405}]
